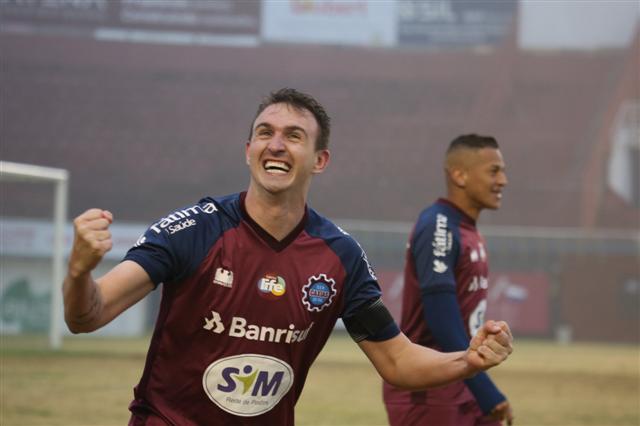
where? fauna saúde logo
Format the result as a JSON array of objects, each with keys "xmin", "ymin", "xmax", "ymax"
[{"xmin": 202, "ymin": 354, "xmax": 294, "ymax": 416}]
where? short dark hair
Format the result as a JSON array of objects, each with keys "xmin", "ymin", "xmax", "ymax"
[
  {"xmin": 249, "ymin": 88, "xmax": 331, "ymax": 151},
  {"xmin": 447, "ymin": 134, "xmax": 499, "ymax": 154}
]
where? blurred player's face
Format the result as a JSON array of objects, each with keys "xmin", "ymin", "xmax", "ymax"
[
  {"xmin": 462, "ymin": 148, "xmax": 508, "ymax": 212},
  {"xmin": 246, "ymin": 103, "xmax": 329, "ymax": 197}
]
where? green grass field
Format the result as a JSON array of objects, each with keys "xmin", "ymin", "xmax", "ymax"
[{"xmin": 1, "ymin": 332, "xmax": 638, "ymax": 425}]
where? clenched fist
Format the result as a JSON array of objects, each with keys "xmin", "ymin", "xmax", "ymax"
[
  {"xmin": 68, "ymin": 209, "xmax": 113, "ymax": 278},
  {"xmin": 466, "ymin": 320, "xmax": 513, "ymax": 371}
]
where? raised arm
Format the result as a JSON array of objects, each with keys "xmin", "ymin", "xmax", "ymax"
[
  {"xmin": 63, "ymin": 209, "xmax": 154, "ymax": 333},
  {"xmin": 358, "ymin": 320, "xmax": 512, "ymax": 390}
]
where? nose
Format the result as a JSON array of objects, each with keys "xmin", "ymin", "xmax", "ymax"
[
  {"xmin": 497, "ymin": 171, "xmax": 508, "ymax": 186},
  {"xmin": 267, "ymin": 133, "xmax": 286, "ymax": 153}
]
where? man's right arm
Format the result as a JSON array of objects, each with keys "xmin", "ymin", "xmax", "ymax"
[{"xmin": 63, "ymin": 209, "xmax": 154, "ymax": 333}]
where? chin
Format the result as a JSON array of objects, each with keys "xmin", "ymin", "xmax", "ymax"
[
  {"xmin": 257, "ymin": 175, "xmax": 292, "ymax": 192},
  {"xmin": 481, "ymin": 200, "xmax": 500, "ymax": 210}
]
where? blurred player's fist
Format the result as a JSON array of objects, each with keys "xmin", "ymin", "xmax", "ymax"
[
  {"xmin": 68, "ymin": 209, "xmax": 114, "ymax": 277},
  {"xmin": 467, "ymin": 320, "xmax": 513, "ymax": 371}
]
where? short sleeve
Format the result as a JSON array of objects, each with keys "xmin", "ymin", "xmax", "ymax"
[{"xmin": 123, "ymin": 200, "xmax": 223, "ymax": 286}]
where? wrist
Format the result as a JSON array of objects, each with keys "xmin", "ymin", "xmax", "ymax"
[
  {"xmin": 67, "ymin": 261, "xmax": 91, "ymax": 281},
  {"xmin": 462, "ymin": 350, "xmax": 481, "ymax": 378}
]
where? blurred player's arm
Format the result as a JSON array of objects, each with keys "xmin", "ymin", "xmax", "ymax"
[
  {"xmin": 358, "ymin": 319, "xmax": 512, "ymax": 390},
  {"xmin": 425, "ymin": 290, "xmax": 511, "ymax": 417},
  {"xmin": 63, "ymin": 209, "xmax": 154, "ymax": 333},
  {"xmin": 414, "ymin": 214, "xmax": 511, "ymax": 417}
]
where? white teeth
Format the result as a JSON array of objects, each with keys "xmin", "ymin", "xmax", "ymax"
[
  {"xmin": 264, "ymin": 160, "xmax": 290, "ymax": 173},
  {"xmin": 268, "ymin": 168, "xmax": 287, "ymax": 175}
]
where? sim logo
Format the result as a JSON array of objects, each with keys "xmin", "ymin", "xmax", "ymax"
[{"xmin": 203, "ymin": 354, "xmax": 293, "ymax": 416}]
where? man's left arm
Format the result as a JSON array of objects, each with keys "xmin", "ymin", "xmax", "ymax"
[{"xmin": 356, "ymin": 318, "xmax": 512, "ymax": 390}]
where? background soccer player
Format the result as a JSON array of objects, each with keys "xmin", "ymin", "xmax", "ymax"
[
  {"xmin": 383, "ymin": 134, "xmax": 513, "ymax": 426},
  {"xmin": 63, "ymin": 91, "xmax": 513, "ymax": 425}
]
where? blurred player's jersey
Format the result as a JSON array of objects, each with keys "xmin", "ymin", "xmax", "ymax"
[
  {"xmin": 385, "ymin": 198, "xmax": 489, "ymax": 406},
  {"xmin": 124, "ymin": 192, "xmax": 386, "ymax": 426}
]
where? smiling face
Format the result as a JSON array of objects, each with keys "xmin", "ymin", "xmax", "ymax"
[
  {"xmin": 446, "ymin": 147, "xmax": 508, "ymax": 218},
  {"xmin": 463, "ymin": 148, "xmax": 508, "ymax": 211},
  {"xmin": 246, "ymin": 102, "xmax": 329, "ymax": 198}
]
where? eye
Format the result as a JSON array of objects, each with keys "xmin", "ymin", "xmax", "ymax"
[{"xmin": 288, "ymin": 132, "xmax": 302, "ymax": 141}]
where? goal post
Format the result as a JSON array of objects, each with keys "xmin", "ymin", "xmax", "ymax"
[{"xmin": 0, "ymin": 161, "xmax": 69, "ymax": 349}]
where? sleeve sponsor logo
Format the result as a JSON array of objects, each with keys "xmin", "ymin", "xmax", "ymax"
[
  {"xmin": 202, "ymin": 354, "xmax": 294, "ymax": 417},
  {"xmin": 134, "ymin": 235, "xmax": 146, "ymax": 247},
  {"xmin": 433, "ymin": 259, "xmax": 448, "ymax": 273},
  {"xmin": 361, "ymin": 249, "xmax": 377, "ymax": 280},
  {"xmin": 167, "ymin": 218, "xmax": 196, "ymax": 234},
  {"xmin": 432, "ymin": 213, "xmax": 452, "ymax": 257},
  {"xmin": 148, "ymin": 202, "xmax": 218, "ymax": 234}
]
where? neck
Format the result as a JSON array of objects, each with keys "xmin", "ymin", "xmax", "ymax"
[
  {"xmin": 445, "ymin": 192, "xmax": 480, "ymax": 221},
  {"xmin": 244, "ymin": 186, "xmax": 307, "ymax": 241}
]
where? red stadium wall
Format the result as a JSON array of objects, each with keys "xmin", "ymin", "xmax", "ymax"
[{"xmin": 559, "ymin": 255, "xmax": 639, "ymax": 343}]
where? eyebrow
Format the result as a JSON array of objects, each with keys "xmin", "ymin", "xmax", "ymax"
[{"xmin": 254, "ymin": 122, "xmax": 308, "ymax": 137}]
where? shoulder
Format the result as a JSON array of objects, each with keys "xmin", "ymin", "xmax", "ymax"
[
  {"xmin": 143, "ymin": 193, "xmax": 241, "ymax": 241},
  {"xmin": 410, "ymin": 202, "xmax": 462, "ymax": 260},
  {"xmin": 305, "ymin": 208, "xmax": 362, "ymax": 256},
  {"xmin": 415, "ymin": 201, "xmax": 461, "ymax": 235},
  {"xmin": 305, "ymin": 208, "xmax": 379, "ymax": 287}
]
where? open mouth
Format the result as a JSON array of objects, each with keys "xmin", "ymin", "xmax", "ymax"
[{"xmin": 264, "ymin": 160, "xmax": 291, "ymax": 175}]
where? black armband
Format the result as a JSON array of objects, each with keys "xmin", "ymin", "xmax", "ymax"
[{"xmin": 343, "ymin": 298, "xmax": 399, "ymax": 342}]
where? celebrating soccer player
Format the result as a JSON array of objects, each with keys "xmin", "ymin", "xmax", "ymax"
[
  {"xmin": 63, "ymin": 90, "xmax": 513, "ymax": 425},
  {"xmin": 383, "ymin": 134, "xmax": 514, "ymax": 426}
]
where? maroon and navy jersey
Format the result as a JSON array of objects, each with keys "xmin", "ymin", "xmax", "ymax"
[
  {"xmin": 402, "ymin": 198, "xmax": 489, "ymax": 349},
  {"xmin": 384, "ymin": 198, "xmax": 502, "ymax": 409},
  {"xmin": 123, "ymin": 192, "xmax": 394, "ymax": 425}
]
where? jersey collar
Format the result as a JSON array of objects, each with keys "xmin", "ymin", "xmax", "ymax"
[
  {"xmin": 239, "ymin": 191, "xmax": 308, "ymax": 252},
  {"xmin": 436, "ymin": 198, "xmax": 477, "ymax": 227}
]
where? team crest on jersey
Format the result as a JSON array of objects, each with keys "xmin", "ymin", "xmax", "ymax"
[
  {"xmin": 302, "ymin": 274, "xmax": 337, "ymax": 312},
  {"xmin": 257, "ymin": 274, "xmax": 286, "ymax": 300}
]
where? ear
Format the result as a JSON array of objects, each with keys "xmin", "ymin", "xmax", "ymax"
[
  {"xmin": 245, "ymin": 141, "xmax": 251, "ymax": 166},
  {"xmin": 312, "ymin": 149, "xmax": 330, "ymax": 174},
  {"xmin": 450, "ymin": 167, "xmax": 467, "ymax": 188}
]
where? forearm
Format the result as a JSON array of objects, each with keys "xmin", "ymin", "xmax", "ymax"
[
  {"xmin": 63, "ymin": 270, "xmax": 104, "ymax": 333},
  {"xmin": 359, "ymin": 333, "xmax": 477, "ymax": 390},
  {"xmin": 387, "ymin": 342, "xmax": 477, "ymax": 389}
]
